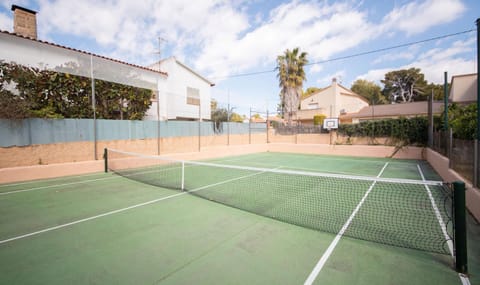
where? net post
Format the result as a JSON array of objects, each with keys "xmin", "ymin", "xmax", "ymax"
[
  {"xmin": 103, "ymin": 148, "xmax": 108, "ymax": 173},
  {"xmin": 453, "ymin": 181, "xmax": 468, "ymax": 274}
]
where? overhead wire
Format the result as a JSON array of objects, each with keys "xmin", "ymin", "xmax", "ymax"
[{"xmin": 210, "ymin": 28, "xmax": 476, "ymax": 80}]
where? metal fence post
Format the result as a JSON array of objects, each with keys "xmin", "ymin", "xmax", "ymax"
[
  {"xmin": 103, "ymin": 148, "xmax": 108, "ymax": 173},
  {"xmin": 448, "ymin": 128, "xmax": 453, "ymax": 168},
  {"xmin": 266, "ymin": 109, "xmax": 269, "ymax": 143},
  {"xmin": 474, "ymin": 139, "xmax": 478, "ymax": 188},
  {"xmin": 428, "ymin": 93, "xmax": 433, "ymax": 148},
  {"xmin": 198, "ymin": 105, "xmax": 201, "ymax": 152},
  {"xmin": 249, "ymin": 108, "xmax": 252, "ymax": 144}
]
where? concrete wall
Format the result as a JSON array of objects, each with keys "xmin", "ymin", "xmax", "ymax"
[
  {"xmin": 0, "ymin": 140, "xmax": 424, "ymax": 184},
  {"xmin": 0, "ymin": 133, "xmax": 271, "ymax": 168},
  {"xmin": 2, "ymin": 138, "xmax": 477, "ymax": 222},
  {"xmin": 425, "ymin": 148, "xmax": 480, "ymax": 221}
]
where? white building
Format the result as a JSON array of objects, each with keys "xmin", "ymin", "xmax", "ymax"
[
  {"xmin": 147, "ymin": 57, "xmax": 214, "ymax": 121},
  {"xmin": 2, "ymin": 5, "xmax": 214, "ymax": 122},
  {"xmin": 297, "ymin": 78, "xmax": 369, "ymax": 124}
]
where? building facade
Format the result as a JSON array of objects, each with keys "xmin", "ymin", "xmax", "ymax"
[
  {"xmin": 297, "ymin": 78, "xmax": 369, "ymax": 125},
  {"xmin": 147, "ymin": 57, "xmax": 214, "ymax": 121}
]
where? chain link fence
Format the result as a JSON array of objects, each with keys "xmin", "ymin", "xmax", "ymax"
[{"xmin": 431, "ymin": 130, "xmax": 477, "ymax": 186}]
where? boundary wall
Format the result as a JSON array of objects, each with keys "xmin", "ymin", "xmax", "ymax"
[
  {"xmin": 2, "ymin": 141, "xmax": 478, "ymax": 221},
  {"xmin": 425, "ymin": 148, "xmax": 480, "ymax": 221},
  {"xmin": 1, "ymin": 141, "xmax": 422, "ymax": 183}
]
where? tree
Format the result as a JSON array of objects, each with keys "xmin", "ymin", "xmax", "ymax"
[
  {"xmin": 381, "ymin": 68, "xmax": 427, "ymax": 103},
  {"xmin": 350, "ymin": 79, "xmax": 387, "ymax": 104},
  {"xmin": 252, "ymin": 113, "xmax": 262, "ymax": 120},
  {"xmin": 210, "ymin": 99, "xmax": 218, "ymax": 111},
  {"xmin": 302, "ymin": 87, "xmax": 321, "ymax": 100},
  {"xmin": 276, "ymin": 47, "xmax": 308, "ymax": 125},
  {"xmin": 210, "ymin": 99, "xmax": 228, "ymax": 121},
  {"xmin": 0, "ymin": 61, "xmax": 153, "ymax": 120},
  {"xmin": 230, "ymin": 113, "xmax": 245, "ymax": 122},
  {"xmin": 425, "ymin": 82, "xmax": 449, "ymax": 101},
  {"xmin": 449, "ymin": 103, "xmax": 477, "ymax": 139}
]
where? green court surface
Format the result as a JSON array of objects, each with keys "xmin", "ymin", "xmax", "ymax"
[{"xmin": 0, "ymin": 152, "xmax": 478, "ymax": 285}]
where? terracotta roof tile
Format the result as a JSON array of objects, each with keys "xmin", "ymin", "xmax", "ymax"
[{"xmin": 0, "ymin": 30, "xmax": 168, "ymax": 77}]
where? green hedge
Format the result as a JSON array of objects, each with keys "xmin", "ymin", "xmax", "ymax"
[
  {"xmin": 313, "ymin": 114, "xmax": 326, "ymax": 126},
  {"xmin": 338, "ymin": 117, "xmax": 428, "ymax": 145}
]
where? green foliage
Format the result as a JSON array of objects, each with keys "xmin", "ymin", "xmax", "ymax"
[
  {"xmin": 449, "ymin": 103, "xmax": 477, "ymax": 140},
  {"xmin": 210, "ymin": 99, "xmax": 244, "ymax": 123},
  {"xmin": 313, "ymin": 114, "xmax": 326, "ymax": 126},
  {"xmin": 210, "ymin": 99, "xmax": 219, "ymax": 111},
  {"xmin": 338, "ymin": 117, "xmax": 428, "ymax": 145},
  {"xmin": 381, "ymin": 68, "xmax": 427, "ymax": 103},
  {"xmin": 425, "ymin": 82, "xmax": 448, "ymax": 101},
  {"xmin": 276, "ymin": 47, "xmax": 308, "ymax": 125},
  {"xmin": 0, "ymin": 60, "xmax": 152, "ymax": 120},
  {"xmin": 350, "ymin": 79, "xmax": 387, "ymax": 104},
  {"xmin": 0, "ymin": 89, "xmax": 32, "ymax": 119},
  {"xmin": 252, "ymin": 113, "xmax": 262, "ymax": 119},
  {"xmin": 302, "ymin": 87, "xmax": 321, "ymax": 100},
  {"xmin": 230, "ymin": 113, "xmax": 245, "ymax": 122},
  {"xmin": 211, "ymin": 107, "xmax": 228, "ymax": 122}
]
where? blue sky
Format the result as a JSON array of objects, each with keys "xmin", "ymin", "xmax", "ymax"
[{"xmin": 0, "ymin": 0, "xmax": 478, "ymax": 116}]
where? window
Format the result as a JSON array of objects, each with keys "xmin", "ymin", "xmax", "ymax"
[
  {"xmin": 186, "ymin": 87, "xmax": 200, "ymax": 106},
  {"xmin": 308, "ymin": 103, "xmax": 318, "ymax": 109}
]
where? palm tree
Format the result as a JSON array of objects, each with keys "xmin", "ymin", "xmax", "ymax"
[{"xmin": 276, "ymin": 48, "xmax": 308, "ymax": 126}]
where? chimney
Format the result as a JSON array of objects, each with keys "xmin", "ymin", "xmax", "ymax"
[
  {"xmin": 11, "ymin": 5, "xmax": 38, "ymax": 39},
  {"xmin": 332, "ymin": 77, "xmax": 337, "ymax": 84}
]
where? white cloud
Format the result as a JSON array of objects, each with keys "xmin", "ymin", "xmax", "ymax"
[
  {"xmin": 26, "ymin": 0, "xmax": 471, "ymax": 88},
  {"xmin": 356, "ymin": 37, "xmax": 476, "ymax": 85},
  {"xmin": 35, "ymin": 0, "xmax": 249, "ymax": 67},
  {"xmin": 308, "ymin": 64, "xmax": 323, "ymax": 74},
  {"xmin": 0, "ymin": 12, "xmax": 11, "ymax": 31},
  {"xmin": 372, "ymin": 45, "xmax": 420, "ymax": 64},
  {"xmin": 381, "ymin": 0, "xmax": 465, "ymax": 36},
  {"xmin": 356, "ymin": 67, "xmax": 394, "ymax": 85},
  {"xmin": 195, "ymin": 1, "xmax": 375, "ymax": 79},
  {"xmin": 317, "ymin": 70, "xmax": 347, "ymax": 86}
]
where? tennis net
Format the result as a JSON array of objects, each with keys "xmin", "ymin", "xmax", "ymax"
[{"xmin": 106, "ymin": 148, "xmax": 452, "ymax": 254}]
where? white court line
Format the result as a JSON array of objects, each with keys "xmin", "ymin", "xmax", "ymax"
[
  {"xmin": 0, "ymin": 156, "xmax": 249, "ymax": 196},
  {"xmin": 0, "ymin": 176, "xmax": 118, "ymax": 196},
  {"xmin": 303, "ymin": 162, "xmax": 389, "ymax": 285},
  {"xmin": 0, "ymin": 172, "xmax": 106, "ymax": 188},
  {"xmin": 0, "ymin": 164, "xmax": 185, "ymax": 196},
  {"xmin": 0, "ymin": 168, "xmax": 270, "ymax": 245},
  {"xmin": 417, "ymin": 165, "xmax": 471, "ymax": 285}
]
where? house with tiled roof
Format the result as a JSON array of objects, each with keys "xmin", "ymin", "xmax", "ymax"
[
  {"xmin": 147, "ymin": 57, "xmax": 214, "ymax": 121},
  {"xmin": 296, "ymin": 78, "xmax": 369, "ymax": 125},
  {"xmin": 339, "ymin": 101, "xmax": 445, "ymax": 124},
  {"xmin": 1, "ymin": 5, "xmax": 213, "ymax": 121}
]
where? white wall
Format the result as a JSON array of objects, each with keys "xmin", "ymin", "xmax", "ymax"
[{"xmin": 146, "ymin": 58, "xmax": 212, "ymax": 121}]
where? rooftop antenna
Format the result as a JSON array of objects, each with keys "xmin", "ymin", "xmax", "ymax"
[{"xmin": 154, "ymin": 36, "xmax": 167, "ymax": 71}]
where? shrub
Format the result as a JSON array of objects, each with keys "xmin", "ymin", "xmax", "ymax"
[
  {"xmin": 313, "ymin": 114, "xmax": 326, "ymax": 126},
  {"xmin": 338, "ymin": 117, "xmax": 428, "ymax": 145}
]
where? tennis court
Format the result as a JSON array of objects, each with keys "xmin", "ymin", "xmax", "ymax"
[{"xmin": 0, "ymin": 151, "xmax": 478, "ymax": 284}]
